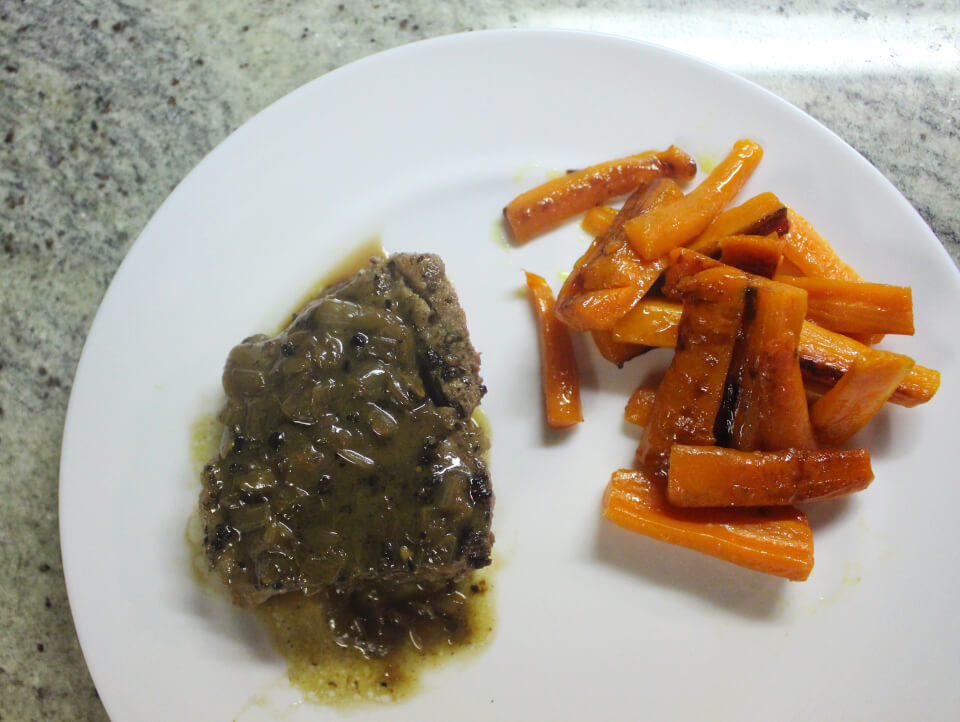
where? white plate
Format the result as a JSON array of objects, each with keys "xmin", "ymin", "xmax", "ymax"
[{"xmin": 60, "ymin": 29, "xmax": 960, "ymax": 721}]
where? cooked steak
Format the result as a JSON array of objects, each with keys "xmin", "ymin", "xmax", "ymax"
[{"xmin": 199, "ymin": 253, "xmax": 493, "ymax": 653}]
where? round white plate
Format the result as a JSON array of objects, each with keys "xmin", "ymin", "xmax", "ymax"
[{"xmin": 60, "ymin": 29, "xmax": 960, "ymax": 721}]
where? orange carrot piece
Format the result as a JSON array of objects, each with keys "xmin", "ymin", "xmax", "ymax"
[
  {"xmin": 591, "ymin": 330, "xmax": 648, "ymax": 367},
  {"xmin": 775, "ymin": 256, "xmax": 805, "ymax": 277},
  {"xmin": 688, "ymin": 192, "xmax": 789, "ymax": 257},
  {"xmin": 624, "ymin": 387, "xmax": 657, "ymax": 426},
  {"xmin": 610, "ymin": 298, "xmax": 683, "ymax": 347},
  {"xmin": 603, "ymin": 469, "xmax": 814, "ymax": 581},
  {"xmin": 719, "ymin": 234, "xmax": 785, "ymax": 278},
  {"xmin": 606, "ymin": 296, "xmax": 938, "ymax": 408},
  {"xmin": 581, "ymin": 206, "xmax": 619, "ymax": 236},
  {"xmin": 625, "ymin": 139, "xmax": 764, "ymax": 261},
  {"xmin": 661, "ymin": 247, "xmax": 724, "ymax": 299},
  {"xmin": 781, "ymin": 209, "xmax": 861, "ymax": 280},
  {"xmin": 504, "ymin": 147, "xmax": 697, "ymax": 243},
  {"xmin": 637, "ymin": 270, "xmax": 748, "ymax": 475},
  {"xmin": 556, "ymin": 286, "xmax": 640, "ymax": 331},
  {"xmin": 666, "ymin": 446, "xmax": 873, "ymax": 507},
  {"xmin": 810, "ymin": 351, "xmax": 915, "ymax": 445},
  {"xmin": 774, "ymin": 275, "xmax": 914, "ymax": 336},
  {"xmin": 525, "ymin": 272, "xmax": 583, "ymax": 428}
]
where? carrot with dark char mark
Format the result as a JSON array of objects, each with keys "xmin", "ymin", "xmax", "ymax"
[
  {"xmin": 688, "ymin": 192, "xmax": 789, "ymax": 257},
  {"xmin": 666, "ymin": 446, "xmax": 873, "ymax": 507},
  {"xmin": 591, "ymin": 331, "xmax": 649, "ymax": 367},
  {"xmin": 719, "ymin": 234, "xmax": 785, "ymax": 278},
  {"xmin": 504, "ymin": 147, "xmax": 696, "ymax": 243},
  {"xmin": 525, "ymin": 272, "xmax": 583, "ymax": 428},
  {"xmin": 603, "ymin": 469, "xmax": 814, "ymax": 581}
]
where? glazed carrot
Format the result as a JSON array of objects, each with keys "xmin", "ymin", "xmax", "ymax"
[
  {"xmin": 624, "ymin": 387, "xmax": 657, "ymax": 426},
  {"xmin": 775, "ymin": 256, "xmax": 805, "ymax": 277},
  {"xmin": 637, "ymin": 270, "xmax": 749, "ymax": 475},
  {"xmin": 781, "ymin": 209, "xmax": 861, "ymax": 281},
  {"xmin": 555, "ymin": 287, "xmax": 640, "ymax": 331},
  {"xmin": 581, "ymin": 206, "xmax": 619, "ymax": 236},
  {"xmin": 810, "ymin": 351, "xmax": 915, "ymax": 445},
  {"xmin": 610, "ymin": 298, "xmax": 683, "ymax": 347},
  {"xmin": 719, "ymin": 234, "xmax": 785, "ymax": 278},
  {"xmin": 603, "ymin": 469, "xmax": 814, "ymax": 581},
  {"xmin": 625, "ymin": 139, "xmax": 764, "ymax": 261},
  {"xmin": 557, "ymin": 179, "xmax": 684, "ymax": 330},
  {"xmin": 688, "ymin": 192, "xmax": 790, "ymax": 257},
  {"xmin": 504, "ymin": 146, "xmax": 697, "ymax": 243},
  {"xmin": 591, "ymin": 331, "xmax": 648, "ymax": 367},
  {"xmin": 661, "ymin": 247, "xmax": 723, "ymax": 299},
  {"xmin": 774, "ymin": 276, "xmax": 914, "ymax": 336},
  {"xmin": 666, "ymin": 446, "xmax": 873, "ymax": 507},
  {"xmin": 525, "ymin": 272, "xmax": 582, "ymax": 428},
  {"xmin": 605, "ymin": 296, "xmax": 938, "ymax": 407}
]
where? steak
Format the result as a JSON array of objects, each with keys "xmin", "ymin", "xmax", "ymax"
[{"xmin": 199, "ymin": 253, "xmax": 493, "ymax": 652}]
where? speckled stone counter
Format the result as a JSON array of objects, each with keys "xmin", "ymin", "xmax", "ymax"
[{"xmin": 1, "ymin": 1, "xmax": 957, "ymax": 719}]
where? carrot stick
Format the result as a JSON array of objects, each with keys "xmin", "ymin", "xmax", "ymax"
[
  {"xmin": 774, "ymin": 276, "xmax": 914, "ymax": 336},
  {"xmin": 661, "ymin": 247, "xmax": 724, "ymax": 299},
  {"xmin": 624, "ymin": 387, "xmax": 657, "ymax": 426},
  {"xmin": 504, "ymin": 147, "xmax": 697, "ymax": 243},
  {"xmin": 688, "ymin": 192, "xmax": 790, "ymax": 256},
  {"xmin": 637, "ymin": 270, "xmax": 748, "ymax": 475},
  {"xmin": 606, "ymin": 296, "xmax": 939, "ymax": 407},
  {"xmin": 591, "ymin": 330, "xmax": 649, "ymax": 367},
  {"xmin": 625, "ymin": 139, "xmax": 764, "ymax": 261},
  {"xmin": 603, "ymin": 469, "xmax": 814, "ymax": 581},
  {"xmin": 719, "ymin": 233, "xmax": 785, "ymax": 278},
  {"xmin": 525, "ymin": 272, "xmax": 583, "ymax": 428},
  {"xmin": 581, "ymin": 206, "xmax": 619, "ymax": 236},
  {"xmin": 666, "ymin": 446, "xmax": 873, "ymax": 507},
  {"xmin": 810, "ymin": 351, "xmax": 915, "ymax": 445},
  {"xmin": 555, "ymin": 286, "xmax": 641, "ymax": 331},
  {"xmin": 781, "ymin": 209, "xmax": 861, "ymax": 281}
]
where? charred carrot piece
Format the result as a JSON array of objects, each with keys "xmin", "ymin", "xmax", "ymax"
[
  {"xmin": 591, "ymin": 331, "xmax": 649, "ymax": 367},
  {"xmin": 637, "ymin": 270, "xmax": 749, "ymax": 476},
  {"xmin": 603, "ymin": 469, "xmax": 814, "ymax": 581},
  {"xmin": 688, "ymin": 192, "xmax": 790, "ymax": 256},
  {"xmin": 581, "ymin": 206, "xmax": 619, "ymax": 236},
  {"xmin": 504, "ymin": 147, "xmax": 697, "ymax": 243},
  {"xmin": 774, "ymin": 275, "xmax": 914, "ymax": 336},
  {"xmin": 624, "ymin": 387, "xmax": 657, "ymax": 426},
  {"xmin": 661, "ymin": 247, "xmax": 724, "ymax": 299},
  {"xmin": 625, "ymin": 139, "xmax": 764, "ymax": 261},
  {"xmin": 666, "ymin": 446, "xmax": 873, "ymax": 507},
  {"xmin": 810, "ymin": 351, "xmax": 914, "ymax": 445},
  {"xmin": 719, "ymin": 234, "xmax": 785, "ymax": 278},
  {"xmin": 525, "ymin": 272, "xmax": 583, "ymax": 428},
  {"xmin": 606, "ymin": 295, "xmax": 939, "ymax": 408}
]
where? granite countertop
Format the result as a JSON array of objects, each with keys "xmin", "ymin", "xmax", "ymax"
[{"xmin": 1, "ymin": 1, "xmax": 957, "ymax": 719}]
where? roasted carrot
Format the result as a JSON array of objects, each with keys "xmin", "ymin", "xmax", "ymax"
[
  {"xmin": 810, "ymin": 351, "xmax": 915, "ymax": 445},
  {"xmin": 591, "ymin": 330, "xmax": 649, "ymax": 367},
  {"xmin": 504, "ymin": 147, "xmax": 696, "ymax": 242},
  {"xmin": 719, "ymin": 234, "xmax": 785, "ymax": 278},
  {"xmin": 637, "ymin": 270, "xmax": 748, "ymax": 475},
  {"xmin": 525, "ymin": 272, "xmax": 582, "ymax": 428},
  {"xmin": 605, "ymin": 296, "xmax": 939, "ymax": 407},
  {"xmin": 581, "ymin": 205, "xmax": 619, "ymax": 236},
  {"xmin": 625, "ymin": 139, "xmax": 764, "ymax": 261},
  {"xmin": 555, "ymin": 286, "xmax": 640, "ymax": 331},
  {"xmin": 661, "ymin": 247, "xmax": 724, "ymax": 299},
  {"xmin": 688, "ymin": 192, "xmax": 790, "ymax": 257},
  {"xmin": 774, "ymin": 275, "xmax": 914, "ymax": 336},
  {"xmin": 666, "ymin": 446, "xmax": 873, "ymax": 507},
  {"xmin": 610, "ymin": 298, "xmax": 683, "ymax": 347},
  {"xmin": 781, "ymin": 209, "xmax": 861, "ymax": 281},
  {"xmin": 603, "ymin": 469, "xmax": 814, "ymax": 581},
  {"xmin": 624, "ymin": 387, "xmax": 657, "ymax": 426},
  {"xmin": 775, "ymin": 256, "xmax": 806, "ymax": 277}
]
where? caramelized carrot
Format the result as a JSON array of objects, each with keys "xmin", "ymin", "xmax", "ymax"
[
  {"xmin": 504, "ymin": 147, "xmax": 696, "ymax": 243},
  {"xmin": 661, "ymin": 247, "xmax": 724, "ymax": 299},
  {"xmin": 719, "ymin": 234, "xmax": 785, "ymax": 278},
  {"xmin": 581, "ymin": 205, "xmax": 619, "ymax": 236},
  {"xmin": 637, "ymin": 270, "xmax": 748, "ymax": 475},
  {"xmin": 525, "ymin": 272, "xmax": 582, "ymax": 428},
  {"xmin": 555, "ymin": 287, "xmax": 640, "ymax": 331},
  {"xmin": 781, "ymin": 209, "xmax": 861, "ymax": 280},
  {"xmin": 689, "ymin": 192, "xmax": 790, "ymax": 257},
  {"xmin": 810, "ymin": 351, "xmax": 915, "ymax": 445},
  {"xmin": 604, "ymin": 296, "xmax": 939, "ymax": 407},
  {"xmin": 774, "ymin": 276, "xmax": 914, "ymax": 336},
  {"xmin": 624, "ymin": 387, "xmax": 657, "ymax": 426},
  {"xmin": 603, "ymin": 469, "xmax": 814, "ymax": 581},
  {"xmin": 666, "ymin": 446, "xmax": 873, "ymax": 507},
  {"xmin": 591, "ymin": 331, "xmax": 648, "ymax": 367},
  {"xmin": 625, "ymin": 139, "xmax": 764, "ymax": 261}
]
